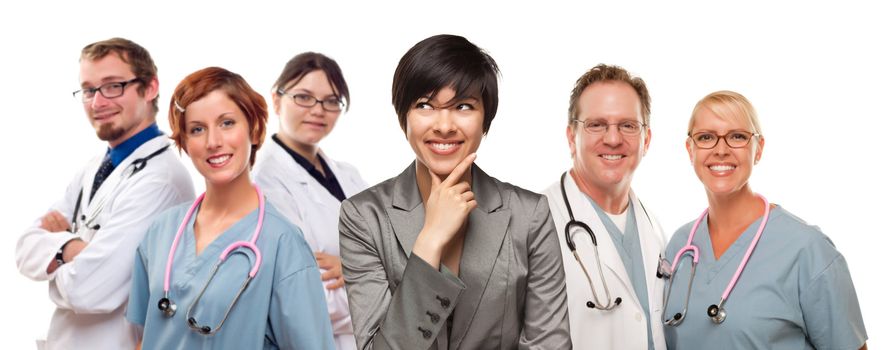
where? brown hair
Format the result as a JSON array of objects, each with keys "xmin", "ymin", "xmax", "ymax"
[
  {"xmin": 168, "ymin": 67, "xmax": 268, "ymax": 166},
  {"xmin": 568, "ymin": 64, "xmax": 651, "ymax": 126},
  {"xmin": 273, "ymin": 52, "xmax": 350, "ymax": 111},
  {"xmin": 80, "ymin": 38, "xmax": 159, "ymax": 114}
]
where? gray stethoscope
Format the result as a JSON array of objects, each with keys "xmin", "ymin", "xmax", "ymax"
[
  {"xmin": 157, "ymin": 186, "xmax": 265, "ymax": 335},
  {"xmin": 70, "ymin": 145, "xmax": 170, "ymax": 233},
  {"xmin": 558, "ymin": 172, "xmax": 623, "ymax": 310},
  {"xmin": 661, "ymin": 195, "xmax": 770, "ymax": 326}
]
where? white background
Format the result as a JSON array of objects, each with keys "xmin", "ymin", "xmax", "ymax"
[{"xmin": 1, "ymin": 0, "xmax": 879, "ymax": 346}]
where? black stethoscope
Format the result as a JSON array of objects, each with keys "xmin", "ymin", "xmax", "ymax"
[
  {"xmin": 70, "ymin": 145, "xmax": 170, "ymax": 233},
  {"xmin": 559, "ymin": 172, "xmax": 623, "ymax": 310}
]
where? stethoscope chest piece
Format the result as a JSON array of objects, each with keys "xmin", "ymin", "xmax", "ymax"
[
  {"xmin": 158, "ymin": 297, "xmax": 177, "ymax": 317},
  {"xmin": 707, "ymin": 304, "xmax": 726, "ymax": 324}
]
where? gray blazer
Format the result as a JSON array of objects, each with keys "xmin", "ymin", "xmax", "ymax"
[{"xmin": 339, "ymin": 162, "xmax": 571, "ymax": 350}]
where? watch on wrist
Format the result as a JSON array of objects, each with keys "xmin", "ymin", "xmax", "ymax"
[{"xmin": 55, "ymin": 242, "xmax": 69, "ymax": 267}]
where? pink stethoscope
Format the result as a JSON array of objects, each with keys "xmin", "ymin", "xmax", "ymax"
[
  {"xmin": 661, "ymin": 194, "xmax": 770, "ymax": 326},
  {"xmin": 156, "ymin": 186, "xmax": 265, "ymax": 335}
]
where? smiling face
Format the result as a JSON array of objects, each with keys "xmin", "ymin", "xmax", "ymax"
[
  {"xmin": 568, "ymin": 81, "xmax": 650, "ymax": 194},
  {"xmin": 79, "ymin": 53, "xmax": 158, "ymax": 147},
  {"xmin": 406, "ymin": 86, "xmax": 484, "ymax": 179},
  {"xmin": 183, "ymin": 89, "xmax": 254, "ymax": 187},
  {"xmin": 273, "ymin": 70, "xmax": 341, "ymax": 153},
  {"xmin": 687, "ymin": 106, "xmax": 764, "ymax": 197}
]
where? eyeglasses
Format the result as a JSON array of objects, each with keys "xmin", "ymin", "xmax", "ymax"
[
  {"xmin": 573, "ymin": 119, "xmax": 646, "ymax": 136},
  {"xmin": 277, "ymin": 90, "xmax": 344, "ymax": 112},
  {"xmin": 689, "ymin": 130, "xmax": 760, "ymax": 149},
  {"xmin": 73, "ymin": 78, "xmax": 142, "ymax": 102}
]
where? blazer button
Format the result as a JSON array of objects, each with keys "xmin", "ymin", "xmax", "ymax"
[
  {"xmin": 436, "ymin": 295, "xmax": 451, "ymax": 309},
  {"xmin": 418, "ymin": 326, "xmax": 433, "ymax": 339},
  {"xmin": 426, "ymin": 311, "xmax": 440, "ymax": 324}
]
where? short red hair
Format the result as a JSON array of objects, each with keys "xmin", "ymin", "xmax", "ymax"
[{"xmin": 168, "ymin": 67, "xmax": 268, "ymax": 166}]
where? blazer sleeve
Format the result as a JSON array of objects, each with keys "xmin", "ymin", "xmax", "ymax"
[
  {"xmin": 339, "ymin": 199, "xmax": 466, "ymax": 350},
  {"xmin": 519, "ymin": 197, "xmax": 572, "ymax": 349}
]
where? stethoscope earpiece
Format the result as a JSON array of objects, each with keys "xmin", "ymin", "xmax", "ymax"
[
  {"xmin": 586, "ymin": 297, "xmax": 621, "ymax": 309},
  {"xmin": 664, "ymin": 312, "xmax": 685, "ymax": 327},
  {"xmin": 188, "ymin": 317, "xmax": 212, "ymax": 334}
]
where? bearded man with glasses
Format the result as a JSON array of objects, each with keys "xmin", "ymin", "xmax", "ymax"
[{"xmin": 15, "ymin": 37, "xmax": 194, "ymax": 350}]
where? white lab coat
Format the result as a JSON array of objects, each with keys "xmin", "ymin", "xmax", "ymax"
[
  {"xmin": 15, "ymin": 135, "xmax": 194, "ymax": 350},
  {"xmin": 252, "ymin": 140, "xmax": 368, "ymax": 350},
  {"xmin": 543, "ymin": 172, "xmax": 667, "ymax": 350}
]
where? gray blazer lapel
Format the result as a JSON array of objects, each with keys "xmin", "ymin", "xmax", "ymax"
[
  {"xmin": 450, "ymin": 165, "xmax": 511, "ymax": 349},
  {"xmin": 386, "ymin": 162, "xmax": 424, "ymax": 257}
]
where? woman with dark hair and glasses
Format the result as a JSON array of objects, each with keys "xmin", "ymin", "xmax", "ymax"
[
  {"xmin": 661, "ymin": 91, "xmax": 867, "ymax": 349},
  {"xmin": 339, "ymin": 34, "xmax": 571, "ymax": 349},
  {"xmin": 126, "ymin": 67, "xmax": 334, "ymax": 349},
  {"xmin": 253, "ymin": 52, "xmax": 367, "ymax": 350}
]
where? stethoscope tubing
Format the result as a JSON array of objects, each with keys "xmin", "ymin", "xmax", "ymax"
[
  {"xmin": 162, "ymin": 185, "xmax": 266, "ymax": 297},
  {"xmin": 665, "ymin": 194, "xmax": 770, "ymax": 325},
  {"xmin": 559, "ymin": 171, "xmax": 622, "ymax": 310},
  {"xmin": 719, "ymin": 198, "xmax": 770, "ymax": 301},
  {"xmin": 72, "ymin": 144, "xmax": 170, "ymax": 233}
]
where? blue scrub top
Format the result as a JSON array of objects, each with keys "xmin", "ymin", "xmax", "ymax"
[
  {"xmin": 589, "ymin": 199, "xmax": 655, "ymax": 349},
  {"xmin": 127, "ymin": 201, "xmax": 335, "ymax": 350},
  {"xmin": 663, "ymin": 205, "xmax": 867, "ymax": 349}
]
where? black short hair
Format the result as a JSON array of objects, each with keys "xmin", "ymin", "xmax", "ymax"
[
  {"xmin": 391, "ymin": 34, "xmax": 500, "ymax": 134},
  {"xmin": 273, "ymin": 52, "xmax": 350, "ymax": 111}
]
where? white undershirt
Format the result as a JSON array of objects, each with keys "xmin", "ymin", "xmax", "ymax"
[{"xmin": 605, "ymin": 207, "xmax": 629, "ymax": 234}]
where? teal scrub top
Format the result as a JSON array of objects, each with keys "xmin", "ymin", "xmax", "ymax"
[
  {"xmin": 589, "ymin": 199, "xmax": 656, "ymax": 349},
  {"xmin": 663, "ymin": 205, "xmax": 867, "ymax": 349},
  {"xmin": 127, "ymin": 201, "xmax": 335, "ymax": 350}
]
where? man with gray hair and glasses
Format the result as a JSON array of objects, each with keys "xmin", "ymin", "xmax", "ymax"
[
  {"xmin": 543, "ymin": 64, "xmax": 667, "ymax": 349},
  {"xmin": 15, "ymin": 37, "xmax": 193, "ymax": 349}
]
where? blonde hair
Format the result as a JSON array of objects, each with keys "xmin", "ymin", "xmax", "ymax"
[{"xmin": 688, "ymin": 90, "xmax": 762, "ymax": 136}]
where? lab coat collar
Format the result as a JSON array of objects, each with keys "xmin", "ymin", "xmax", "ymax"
[
  {"xmin": 263, "ymin": 140, "xmax": 360, "ymax": 204},
  {"xmin": 84, "ymin": 135, "xmax": 170, "ymax": 218},
  {"xmin": 632, "ymin": 190, "xmax": 664, "ymax": 310},
  {"xmin": 317, "ymin": 148, "xmax": 362, "ymax": 197}
]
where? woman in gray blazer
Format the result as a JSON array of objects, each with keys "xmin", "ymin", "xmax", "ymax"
[{"xmin": 338, "ymin": 34, "xmax": 572, "ymax": 350}]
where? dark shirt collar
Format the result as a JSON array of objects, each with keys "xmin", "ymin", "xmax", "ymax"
[
  {"xmin": 273, "ymin": 134, "xmax": 326, "ymax": 174},
  {"xmin": 108, "ymin": 123, "xmax": 163, "ymax": 166},
  {"xmin": 272, "ymin": 134, "xmax": 346, "ymax": 201}
]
